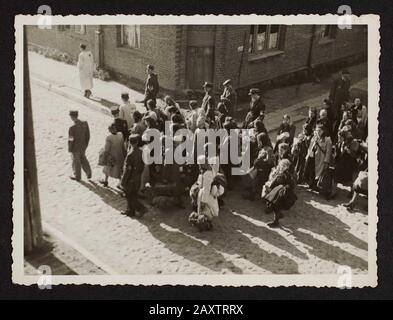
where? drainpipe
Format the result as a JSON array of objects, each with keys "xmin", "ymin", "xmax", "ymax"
[
  {"xmin": 307, "ymin": 25, "xmax": 316, "ymax": 73},
  {"xmin": 95, "ymin": 25, "xmax": 104, "ymax": 68}
]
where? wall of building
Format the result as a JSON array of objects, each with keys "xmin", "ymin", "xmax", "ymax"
[
  {"xmin": 101, "ymin": 25, "xmax": 178, "ymax": 92},
  {"xmin": 26, "ymin": 25, "xmax": 97, "ymax": 60},
  {"xmin": 26, "ymin": 24, "xmax": 367, "ymax": 97},
  {"xmin": 311, "ymin": 25, "xmax": 367, "ymax": 67},
  {"xmin": 213, "ymin": 25, "xmax": 367, "ymax": 93}
]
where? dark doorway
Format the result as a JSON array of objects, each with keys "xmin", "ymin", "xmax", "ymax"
[{"xmin": 186, "ymin": 46, "xmax": 214, "ymax": 89}]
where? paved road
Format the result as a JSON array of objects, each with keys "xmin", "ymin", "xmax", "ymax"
[{"xmin": 31, "ymin": 83, "xmax": 368, "ymax": 275}]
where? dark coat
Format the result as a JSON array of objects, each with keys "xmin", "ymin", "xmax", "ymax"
[
  {"xmin": 202, "ymin": 92, "xmax": 215, "ymax": 112},
  {"xmin": 145, "ymin": 73, "xmax": 159, "ymax": 100},
  {"xmin": 329, "ymin": 77, "xmax": 351, "ymax": 119},
  {"xmin": 114, "ymin": 118, "xmax": 129, "ymax": 141},
  {"xmin": 121, "ymin": 147, "xmax": 144, "ymax": 193},
  {"xmin": 68, "ymin": 119, "xmax": 90, "ymax": 153},
  {"xmin": 276, "ymin": 123, "xmax": 296, "ymax": 146},
  {"xmin": 250, "ymin": 97, "xmax": 266, "ymax": 116}
]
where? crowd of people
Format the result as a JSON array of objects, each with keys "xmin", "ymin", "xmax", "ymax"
[{"xmin": 68, "ymin": 61, "xmax": 368, "ymax": 231}]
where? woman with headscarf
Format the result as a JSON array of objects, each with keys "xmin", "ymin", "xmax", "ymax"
[
  {"xmin": 189, "ymin": 155, "xmax": 225, "ymax": 231},
  {"xmin": 262, "ymin": 159, "xmax": 297, "ymax": 228}
]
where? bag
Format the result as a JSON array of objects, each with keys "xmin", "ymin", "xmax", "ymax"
[
  {"xmin": 317, "ymin": 166, "xmax": 336, "ymax": 196},
  {"xmin": 98, "ymin": 148, "xmax": 114, "ymax": 166},
  {"xmin": 188, "ymin": 211, "xmax": 213, "ymax": 232}
]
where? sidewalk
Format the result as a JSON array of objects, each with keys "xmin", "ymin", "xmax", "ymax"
[
  {"xmin": 25, "ymin": 222, "xmax": 108, "ymax": 275},
  {"xmin": 28, "ymin": 51, "xmax": 367, "ymax": 133}
]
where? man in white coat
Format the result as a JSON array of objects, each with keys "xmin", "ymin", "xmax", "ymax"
[{"xmin": 77, "ymin": 43, "xmax": 95, "ymax": 98}]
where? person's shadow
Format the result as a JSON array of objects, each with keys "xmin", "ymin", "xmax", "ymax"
[
  {"xmin": 224, "ymin": 185, "xmax": 368, "ymax": 272},
  {"xmin": 80, "ymin": 180, "xmax": 127, "ymax": 212},
  {"xmin": 139, "ymin": 201, "xmax": 300, "ymax": 274}
]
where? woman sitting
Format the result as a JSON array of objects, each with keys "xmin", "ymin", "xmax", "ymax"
[
  {"xmin": 262, "ymin": 159, "xmax": 297, "ymax": 228},
  {"xmin": 189, "ymin": 155, "xmax": 225, "ymax": 231}
]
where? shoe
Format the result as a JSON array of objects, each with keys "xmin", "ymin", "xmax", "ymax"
[
  {"xmin": 121, "ymin": 210, "xmax": 135, "ymax": 217},
  {"xmin": 343, "ymin": 202, "xmax": 354, "ymax": 210},
  {"xmin": 70, "ymin": 176, "xmax": 80, "ymax": 182},
  {"xmin": 99, "ymin": 179, "xmax": 108, "ymax": 187},
  {"xmin": 267, "ymin": 221, "xmax": 280, "ymax": 228}
]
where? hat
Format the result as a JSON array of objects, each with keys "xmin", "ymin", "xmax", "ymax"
[
  {"xmin": 248, "ymin": 88, "xmax": 261, "ymax": 95},
  {"xmin": 202, "ymin": 81, "xmax": 213, "ymax": 88},
  {"xmin": 121, "ymin": 92, "xmax": 129, "ymax": 100},
  {"xmin": 110, "ymin": 106, "xmax": 120, "ymax": 115},
  {"xmin": 223, "ymin": 79, "xmax": 231, "ymax": 86},
  {"xmin": 69, "ymin": 110, "xmax": 78, "ymax": 116},
  {"xmin": 147, "ymin": 64, "xmax": 155, "ymax": 70},
  {"xmin": 128, "ymin": 133, "xmax": 141, "ymax": 145}
]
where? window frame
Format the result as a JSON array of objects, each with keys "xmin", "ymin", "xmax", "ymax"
[
  {"xmin": 320, "ymin": 25, "xmax": 338, "ymax": 41},
  {"xmin": 248, "ymin": 25, "xmax": 282, "ymax": 55},
  {"xmin": 119, "ymin": 25, "xmax": 141, "ymax": 49}
]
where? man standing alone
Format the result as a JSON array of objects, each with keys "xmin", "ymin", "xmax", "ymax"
[
  {"xmin": 68, "ymin": 110, "xmax": 92, "ymax": 181},
  {"xmin": 329, "ymin": 69, "xmax": 351, "ymax": 136},
  {"xmin": 77, "ymin": 43, "xmax": 95, "ymax": 98},
  {"xmin": 143, "ymin": 64, "xmax": 159, "ymax": 108},
  {"xmin": 121, "ymin": 134, "xmax": 146, "ymax": 217}
]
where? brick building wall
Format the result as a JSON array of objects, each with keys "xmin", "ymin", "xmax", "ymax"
[
  {"xmin": 214, "ymin": 25, "xmax": 367, "ymax": 93},
  {"xmin": 26, "ymin": 24, "xmax": 367, "ymax": 97},
  {"xmin": 26, "ymin": 25, "xmax": 98, "ymax": 61},
  {"xmin": 101, "ymin": 25, "xmax": 178, "ymax": 92}
]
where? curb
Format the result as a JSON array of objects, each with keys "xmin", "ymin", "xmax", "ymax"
[
  {"xmin": 32, "ymin": 75, "xmax": 308, "ymax": 134},
  {"xmin": 31, "ymin": 77, "xmax": 112, "ymax": 117}
]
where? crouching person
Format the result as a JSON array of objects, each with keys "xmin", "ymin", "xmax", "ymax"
[
  {"xmin": 262, "ymin": 159, "xmax": 297, "ymax": 228},
  {"xmin": 120, "ymin": 134, "xmax": 146, "ymax": 218},
  {"xmin": 189, "ymin": 155, "xmax": 225, "ymax": 231}
]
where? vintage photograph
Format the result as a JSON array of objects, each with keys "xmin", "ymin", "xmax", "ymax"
[{"xmin": 13, "ymin": 15, "xmax": 378, "ymax": 287}]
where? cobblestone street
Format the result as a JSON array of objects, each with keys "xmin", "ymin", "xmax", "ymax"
[{"xmin": 31, "ymin": 83, "xmax": 368, "ymax": 275}]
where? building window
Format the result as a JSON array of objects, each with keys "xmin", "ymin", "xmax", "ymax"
[
  {"xmin": 120, "ymin": 25, "xmax": 141, "ymax": 49},
  {"xmin": 74, "ymin": 25, "xmax": 86, "ymax": 34},
  {"xmin": 320, "ymin": 25, "xmax": 337, "ymax": 40},
  {"xmin": 248, "ymin": 25, "xmax": 282, "ymax": 54}
]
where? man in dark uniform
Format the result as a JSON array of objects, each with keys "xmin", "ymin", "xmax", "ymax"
[
  {"xmin": 329, "ymin": 69, "xmax": 351, "ymax": 136},
  {"xmin": 68, "ymin": 110, "xmax": 92, "ymax": 181},
  {"xmin": 120, "ymin": 134, "xmax": 146, "ymax": 217},
  {"xmin": 143, "ymin": 64, "xmax": 159, "ymax": 108},
  {"xmin": 244, "ymin": 88, "xmax": 266, "ymax": 128},
  {"xmin": 201, "ymin": 81, "xmax": 216, "ymax": 113},
  {"xmin": 111, "ymin": 106, "xmax": 129, "ymax": 142},
  {"xmin": 220, "ymin": 79, "xmax": 237, "ymax": 114}
]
